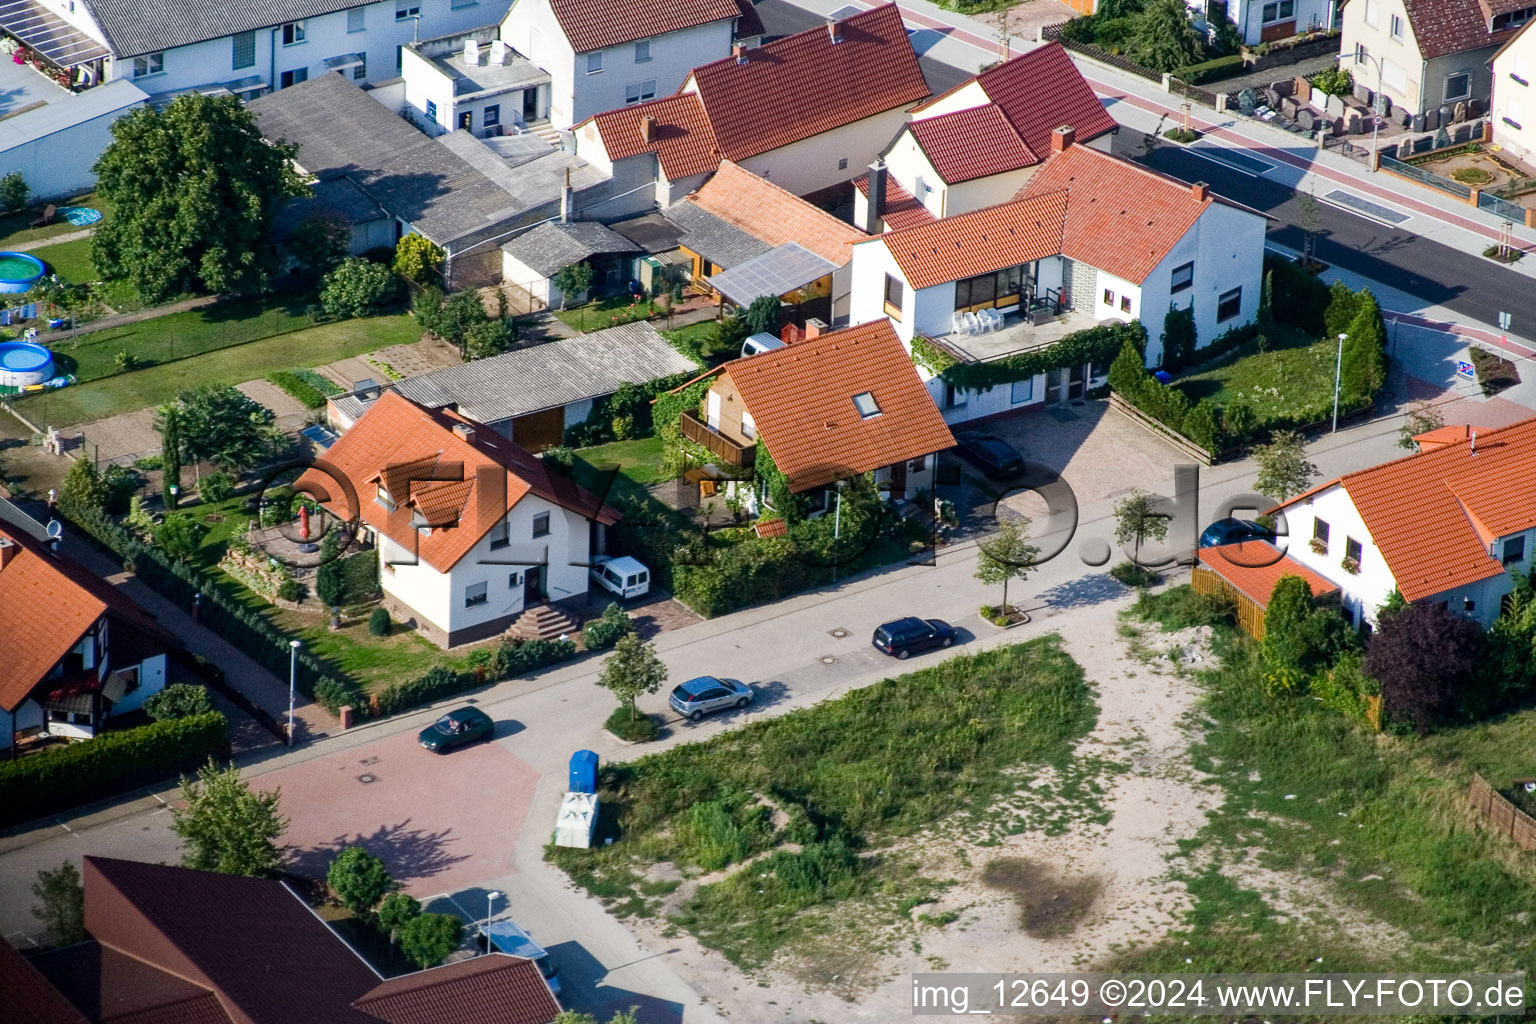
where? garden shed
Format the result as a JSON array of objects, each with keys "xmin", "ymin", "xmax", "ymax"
[{"xmin": 1193, "ymin": 541, "xmax": 1339, "ymax": 639}]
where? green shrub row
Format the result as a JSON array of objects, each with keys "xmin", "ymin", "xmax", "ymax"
[
  {"xmin": 266, "ymin": 368, "xmax": 342, "ymax": 409},
  {"xmin": 919, "ymin": 320, "xmax": 1145, "ymax": 391},
  {"xmin": 0, "ymin": 712, "xmax": 227, "ymax": 826},
  {"xmin": 562, "ymin": 371, "xmax": 700, "ymax": 448},
  {"xmin": 1174, "ymin": 54, "xmax": 1245, "ymax": 84},
  {"xmin": 1264, "ymin": 252, "xmax": 1331, "ymax": 335},
  {"xmin": 373, "ymin": 638, "xmax": 577, "ymax": 716}
]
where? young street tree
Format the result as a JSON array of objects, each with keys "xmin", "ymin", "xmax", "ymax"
[
  {"xmin": 1252, "ymin": 430, "xmax": 1319, "ymax": 503},
  {"xmin": 1113, "ymin": 488, "xmax": 1169, "ymax": 567},
  {"xmin": 1397, "ymin": 399, "xmax": 1445, "ymax": 449},
  {"xmin": 91, "ymin": 93, "xmax": 308, "ymax": 302},
  {"xmin": 171, "ymin": 759, "xmax": 289, "ymax": 878},
  {"xmin": 377, "ymin": 892, "xmax": 421, "ymax": 946},
  {"xmin": 327, "ymin": 846, "xmax": 397, "ymax": 916},
  {"xmin": 975, "ymin": 516, "xmax": 1039, "ymax": 614},
  {"xmin": 596, "ymin": 633, "xmax": 667, "ymax": 722},
  {"xmin": 398, "ymin": 912, "xmax": 463, "ymax": 969},
  {"xmin": 551, "ymin": 261, "xmax": 594, "ymax": 309},
  {"xmin": 31, "ymin": 861, "xmax": 85, "ymax": 948}
]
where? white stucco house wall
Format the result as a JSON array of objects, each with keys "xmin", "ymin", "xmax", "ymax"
[
  {"xmin": 1492, "ymin": 20, "xmax": 1536, "ymax": 165},
  {"xmin": 300, "ymin": 390, "xmax": 621, "ymax": 647},
  {"xmin": 0, "ymin": 79, "xmax": 146, "ymax": 201},
  {"xmin": 1271, "ymin": 418, "xmax": 1536, "ymax": 629},
  {"xmin": 400, "ymin": 28, "xmax": 550, "ymax": 138}
]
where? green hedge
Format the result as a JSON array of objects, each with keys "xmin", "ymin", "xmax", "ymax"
[
  {"xmin": 373, "ymin": 638, "xmax": 577, "ymax": 716},
  {"xmin": 267, "ymin": 368, "xmax": 342, "ymax": 409},
  {"xmin": 1173, "ymin": 54, "xmax": 1245, "ymax": 84},
  {"xmin": 1263, "ymin": 252, "xmax": 1329, "ymax": 335},
  {"xmin": 929, "ymin": 320, "xmax": 1145, "ymax": 391},
  {"xmin": 0, "ymin": 712, "xmax": 227, "ymax": 826}
]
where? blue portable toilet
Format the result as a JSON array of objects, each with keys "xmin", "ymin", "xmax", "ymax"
[{"xmin": 569, "ymin": 750, "xmax": 598, "ymax": 794}]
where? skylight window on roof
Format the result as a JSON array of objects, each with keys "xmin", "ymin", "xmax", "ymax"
[{"xmin": 853, "ymin": 392, "xmax": 881, "ymax": 418}]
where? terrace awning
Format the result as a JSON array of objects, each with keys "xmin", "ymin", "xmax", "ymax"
[
  {"xmin": 323, "ymin": 52, "xmax": 365, "ymax": 73},
  {"xmin": 0, "ymin": 0, "xmax": 110, "ymax": 66},
  {"xmin": 704, "ymin": 243, "xmax": 836, "ymax": 306}
]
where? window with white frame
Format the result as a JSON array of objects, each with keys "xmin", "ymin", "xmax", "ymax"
[
  {"xmin": 1364, "ymin": 0, "xmax": 1379, "ymax": 26},
  {"xmin": 465, "ymin": 581, "xmax": 488, "ymax": 607},
  {"xmin": 396, "ymin": 0, "xmax": 420, "ymax": 19},
  {"xmin": 634, "ymin": 40, "xmax": 651, "ymax": 62},
  {"xmin": 348, "ymin": 7, "xmax": 365, "ymax": 31},
  {"xmin": 1010, "ymin": 378, "xmax": 1034, "ymax": 404},
  {"xmin": 740, "ymin": 411, "xmax": 756, "ymax": 440},
  {"xmin": 134, "ymin": 52, "xmax": 164, "ymax": 77},
  {"xmin": 1261, "ymin": 0, "xmax": 1294, "ymax": 22},
  {"xmin": 1389, "ymin": 13, "xmax": 1404, "ymax": 37},
  {"xmin": 625, "ymin": 79, "xmax": 656, "ymax": 103},
  {"xmin": 282, "ymin": 20, "xmax": 305, "ymax": 45},
  {"xmin": 1444, "ymin": 72, "xmax": 1472, "ymax": 101},
  {"xmin": 232, "ymin": 31, "xmax": 255, "ymax": 69},
  {"xmin": 853, "ymin": 392, "xmax": 881, "ymax": 418},
  {"xmin": 352, "ymin": 55, "xmax": 367, "ymax": 80},
  {"xmin": 1354, "ymin": 42, "xmax": 1369, "ymax": 66},
  {"xmin": 587, "ymin": 52, "xmax": 603, "ymax": 74},
  {"xmin": 279, "ymin": 67, "xmax": 307, "ymax": 88}
]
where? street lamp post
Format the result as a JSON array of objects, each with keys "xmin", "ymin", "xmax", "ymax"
[
  {"xmin": 287, "ymin": 640, "xmax": 300, "ymax": 747},
  {"xmin": 1332, "ymin": 333, "xmax": 1347, "ymax": 432},
  {"xmin": 484, "ymin": 890, "xmax": 502, "ymax": 955},
  {"xmin": 831, "ymin": 480, "xmax": 846, "ymax": 583},
  {"xmin": 1336, "ymin": 51, "xmax": 1385, "ymax": 170}
]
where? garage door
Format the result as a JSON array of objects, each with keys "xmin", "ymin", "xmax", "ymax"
[{"xmin": 512, "ymin": 407, "xmax": 566, "ymax": 452}]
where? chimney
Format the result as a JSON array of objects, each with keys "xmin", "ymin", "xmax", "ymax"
[
  {"xmin": 561, "ymin": 167, "xmax": 573, "ymax": 223},
  {"xmin": 827, "ymin": 16, "xmax": 842, "ymax": 43},
  {"xmin": 733, "ymin": 42, "xmax": 747, "ymax": 64},
  {"xmin": 1471, "ymin": 429, "xmax": 1478, "ymax": 455},
  {"xmin": 0, "ymin": 536, "xmax": 15, "ymax": 571},
  {"xmin": 641, "ymin": 114, "xmax": 657, "ymax": 143},
  {"xmin": 452, "ymin": 422, "xmax": 477, "ymax": 443},
  {"xmin": 1051, "ymin": 125, "xmax": 1075, "ymax": 153},
  {"xmin": 489, "ymin": 39, "xmax": 508, "ymax": 65},
  {"xmin": 780, "ymin": 323, "xmax": 803, "ymax": 344},
  {"xmin": 464, "ymin": 39, "xmax": 480, "ymax": 66},
  {"xmin": 803, "ymin": 318, "xmax": 826, "ymax": 339},
  {"xmin": 1191, "ymin": 181, "xmax": 1210, "ymax": 202},
  {"xmin": 863, "ymin": 159, "xmax": 887, "ymax": 234}
]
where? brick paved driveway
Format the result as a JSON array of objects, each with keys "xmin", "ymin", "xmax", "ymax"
[{"xmin": 255, "ymin": 725, "xmax": 539, "ymax": 894}]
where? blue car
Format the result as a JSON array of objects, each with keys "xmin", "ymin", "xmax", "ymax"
[{"xmin": 1199, "ymin": 517, "xmax": 1273, "ymax": 548}]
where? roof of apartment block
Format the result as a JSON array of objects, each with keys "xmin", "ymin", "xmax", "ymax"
[
  {"xmin": 1275, "ymin": 416, "xmax": 1536, "ymax": 601},
  {"xmin": 0, "ymin": 523, "xmax": 175, "ymax": 713},
  {"xmin": 298, "ymin": 391, "xmax": 618, "ymax": 573},
  {"xmin": 687, "ymin": 160, "xmax": 868, "ymax": 265},
  {"xmin": 548, "ymin": 0, "xmax": 745, "ymax": 53},
  {"xmin": 716, "ymin": 319, "xmax": 956, "ymax": 491},
  {"xmin": 686, "ymin": 3, "xmax": 928, "ymax": 161}
]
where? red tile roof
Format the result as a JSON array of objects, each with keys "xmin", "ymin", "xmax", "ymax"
[
  {"xmin": 548, "ymin": 0, "xmax": 744, "ymax": 54},
  {"xmin": 1198, "ymin": 542, "xmax": 1340, "ymax": 607},
  {"xmin": 0, "ymin": 524, "xmax": 175, "ymax": 713},
  {"xmin": 908, "ymin": 103, "xmax": 1034, "ymax": 184},
  {"xmin": 871, "ymin": 189, "xmax": 1070, "ymax": 290},
  {"xmin": 298, "ymin": 391, "xmax": 617, "ymax": 574},
  {"xmin": 0, "ymin": 939, "xmax": 88, "ymax": 1024},
  {"xmin": 584, "ymin": 93, "xmax": 721, "ymax": 181},
  {"xmin": 852, "ymin": 170, "xmax": 936, "ymax": 230},
  {"xmin": 1017, "ymin": 143, "xmax": 1214, "ymax": 284},
  {"xmin": 1400, "ymin": 0, "xmax": 1517, "ymax": 58},
  {"xmin": 687, "ymin": 3, "xmax": 928, "ymax": 162},
  {"xmin": 1412, "ymin": 424, "xmax": 1470, "ymax": 451},
  {"xmin": 353, "ymin": 956, "xmax": 560, "ymax": 1024},
  {"xmin": 689, "ymin": 160, "xmax": 868, "ymax": 264},
  {"xmin": 716, "ymin": 319, "xmax": 955, "ymax": 491},
  {"xmin": 1275, "ymin": 416, "xmax": 1536, "ymax": 601},
  {"xmin": 971, "ymin": 43, "xmax": 1117, "ymax": 157}
]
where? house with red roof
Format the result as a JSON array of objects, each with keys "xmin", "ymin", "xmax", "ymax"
[
  {"xmin": 574, "ymin": 4, "xmax": 930, "ymax": 203},
  {"xmin": 0, "ymin": 514, "xmax": 178, "ymax": 752},
  {"xmin": 849, "ymin": 138, "xmax": 1267, "ymax": 421},
  {"xmin": 7, "ymin": 856, "xmax": 561, "ymax": 1024},
  {"xmin": 297, "ymin": 391, "xmax": 620, "ymax": 648},
  {"xmin": 673, "ymin": 319, "xmax": 955, "ymax": 509},
  {"xmin": 1267, "ymin": 416, "xmax": 1536, "ymax": 629},
  {"xmin": 1340, "ymin": 0, "xmax": 1520, "ymax": 117},
  {"xmin": 853, "ymin": 43, "xmax": 1118, "ymax": 228},
  {"xmin": 496, "ymin": 0, "xmax": 763, "ymax": 130}
]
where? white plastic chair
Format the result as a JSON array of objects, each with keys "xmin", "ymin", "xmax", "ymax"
[
  {"xmin": 979, "ymin": 308, "xmax": 1000, "ymax": 332},
  {"xmin": 952, "ymin": 312, "xmax": 967, "ymax": 335},
  {"xmin": 962, "ymin": 311, "xmax": 981, "ymax": 335}
]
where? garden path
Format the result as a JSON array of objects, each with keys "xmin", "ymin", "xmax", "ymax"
[
  {"xmin": 32, "ymin": 294, "xmax": 221, "ymax": 345},
  {"xmin": 236, "ymin": 379, "xmax": 309, "ymax": 427},
  {"xmin": 8, "ymin": 228, "xmax": 93, "ymax": 252}
]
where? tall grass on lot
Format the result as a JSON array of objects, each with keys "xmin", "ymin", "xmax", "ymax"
[
  {"xmin": 549, "ymin": 636, "xmax": 1098, "ymax": 967},
  {"xmin": 1175, "ymin": 326, "xmax": 1347, "ymax": 429},
  {"xmin": 1119, "ymin": 588, "xmax": 1536, "ymax": 975},
  {"xmin": 267, "ymin": 367, "xmax": 343, "ymax": 408}
]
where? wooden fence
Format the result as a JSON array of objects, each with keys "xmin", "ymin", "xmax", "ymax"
[
  {"xmin": 1192, "ymin": 563, "xmax": 1265, "ymax": 637},
  {"xmin": 1108, "ymin": 393, "xmax": 1216, "ymax": 465},
  {"xmin": 1468, "ymin": 772, "xmax": 1536, "ymax": 852}
]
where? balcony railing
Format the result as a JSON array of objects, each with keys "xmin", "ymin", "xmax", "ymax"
[{"xmin": 679, "ymin": 409, "xmax": 755, "ymax": 468}]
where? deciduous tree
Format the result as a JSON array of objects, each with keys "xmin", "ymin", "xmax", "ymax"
[
  {"xmin": 398, "ymin": 912, "xmax": 462, "ymax": 968},
  {"xmin": 91, "ymin": 94, "xmax": 307, "ymax": 302},
  {"xmin": 1113, "ymin": 488, "xmax": 1168, "ymax": 567},
  {"xmin": 30, "ymin": 862, "xmax": 84, "ymax": 948},
  {"xmin": 291, "ymin": 214, "xmax": 350, "ymax": 281},
  {"xmin": 171, "ymin": 759, "xmax": 288, "ymax": 877},
  {"xmin": 1398, "ymin": 400, "xmax": 1445, "ymax": 449},
  {"xmin": 551, "ymin": 261, "xmax": 594, "ymax": 309},
  {"xmin": 596, "ymin": 633, "xmax": 667, "ymax": 722},
  {"xmin": 169, "ymin": 385, "xmax": 276, "ymax": 474},
  {"xmin": 59, "ymin": 458, "xmax": 109, "ymax": 518},
  {"xmin": 327, "ymin": 846, "xmax": 397, "ymax": 916},
  {"xmin": 1251, "ymin": 430, "xmax": 1318, "ymax": 503},
  {"xmin": 1365, "ymin": 601, "xmax": 1480, "ymax": 732},
  {"xmin": 320, "ymin": 258, "xmax": 399, "ymax": 319},
  {"xmin": 392, "ymin": 233, "xmax": 444, "ymax": 284},
  {"xmin": 144, "ymin": 683, "xmax": 214, "ymax": 722},
  {"xmin": 376, "ymin": 892, "xmax": 420, "ymax": 945},
  {"xmin": 975, "ymin": 517, "xmax": 1038, "ymax": 613}
]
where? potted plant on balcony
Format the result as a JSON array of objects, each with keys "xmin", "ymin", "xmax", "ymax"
[
  {"xmin": 1310, "ymin": 537, "xmax": 1328, "ymax": 555},
  {"xmin": 1341, "ymin": 554, "xmax": 1360, "ymax": 575}
]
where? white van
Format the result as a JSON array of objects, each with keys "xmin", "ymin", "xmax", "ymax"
[
  {"xmin": 590, "ymin": 555, "xmax": 651, "ymax": 600},
  {"xmin": 740, "ymin": 332, "xmax": 787, "ymax": 358}
]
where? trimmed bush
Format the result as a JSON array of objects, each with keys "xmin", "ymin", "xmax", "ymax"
[
  {"xmin": 372, "ymin": 638, "xmax": 578, "ymax": 717},
  {"xmin": 605, "ymin": 705, "xmax": 660, "ymax": 742},
  {"xmin": 144, "ymin": 683, "xmax": 215, "ymax": 722},
  {"xmin": 0, "ymin": 712, "xmax": 227, "ymax": 826},
  {"xmin": 1173, "ymin": 53, "xmax": 1245, "ymax": 83},
  {"xmin": 369, "ymin": 606, "xmax": 392, "ymax": 636},
  {"xmin": 582, "ymin": 603, "xmax": 635, "ymax": 651}
]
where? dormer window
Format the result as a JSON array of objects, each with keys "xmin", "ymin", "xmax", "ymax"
[
  {"xmin": 376, "ymin": 483, "xmax": 396, "ymax": 511},
  {"xmin": 853, "ymin": 392, "xmax": 880, "ymax": 418}
]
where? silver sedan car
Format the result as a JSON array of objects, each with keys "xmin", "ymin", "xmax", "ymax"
[{"xmin": 668, "ymin": 676, "xmax": 753, "ymax": 721}]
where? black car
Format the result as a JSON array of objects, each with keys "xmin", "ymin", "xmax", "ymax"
[
  {"xmin": 954, "ymin": 431, "xmax": 1025, "ymax": 477},
  {"xmin": 418, "ymin": 707, "xmax": 494, "ymax": 752},
  {"xmin": 1199, "ymin": 517, "xmax": 1274, "ymax": 548},
  {"xmin": 872, "ymin": 617, "xmax": 957, "ymax": 659}
]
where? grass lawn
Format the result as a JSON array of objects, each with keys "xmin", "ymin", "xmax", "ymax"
[
  {"xmin": 1118, "ymin": 587, "xmax": 1536, "ymax": 976},
  {"xmin": 38, "ymin": 291, "xmax": 318, "ymax": 385},
  {"xmin": 1174, "ymin": 326, "xmax": 1342, "ymax": 426},
  {"xmin": 0, "ymin": 193, "xmax": 106, "ymax": 249},
  {"xmin": 573, "ymin": 435, "xmax": 671, "ymax": 488},
  {"xmin": 30, "ymin": 237, "xmax": 98, "ymax": 283},
  {"xmin": 548, "ymin": 636, "xmax": 1100, "ymax": 968},
  {"xmin": 551, "ymin": 294, "xmax": 658, "ymax": 334},
  {"xmin": 13, "ymin": 314, "xmax": 420, "ymax": 425}
]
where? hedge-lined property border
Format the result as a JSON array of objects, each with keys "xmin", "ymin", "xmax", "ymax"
[{"xmin": 912, "ymin": 320, "xmax": 1146, "ymax": 391}]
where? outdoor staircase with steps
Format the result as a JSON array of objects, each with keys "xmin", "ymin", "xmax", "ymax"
[
  {"xmin": 510, "ymin": 603, "xmax": 580, "ymax": 641},
  {"xmin": 524, "ymin": 119, "xmax": 563, "ymax": 149}
]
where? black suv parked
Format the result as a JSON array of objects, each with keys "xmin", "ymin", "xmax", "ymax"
[{"xmin": 872, "ymin": 617, "xmax": 958, "ymax": 659}]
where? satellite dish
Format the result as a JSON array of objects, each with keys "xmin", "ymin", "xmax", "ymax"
[
  {"xmin": 1524, "ymin": 782, "xmax": 1535, "ymax": 793},
  {"xmin": 46, "ymin": 520, "xmax": 63, "ymax": 539}
]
